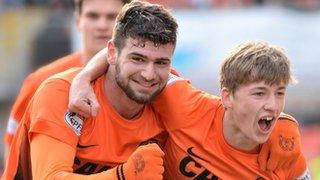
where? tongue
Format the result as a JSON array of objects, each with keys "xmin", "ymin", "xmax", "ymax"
[{"xmin": 258, "ymin": 120, "xmax": 268, "ymax": 131}]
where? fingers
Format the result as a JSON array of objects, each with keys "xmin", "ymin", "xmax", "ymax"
[
  {"xmin": 88, "ymin": 92, "xmax": 100, "ymax": 117},
  {"xmin": 282, "ymin": 154, "xmax": 299, "ymax": 169},
  {"xmin": 69, "ymin": 75, "xmax": 99, "ymax": 118},
  {"xmin": 68, "ymin": 99, "xmax": 92, "ymax": 118},
  {"xmin": 260, "ymin": 119, "xmax": 302, "ymax": 172},
  {"xmin": 125, "ymin": 143, "xmax": 165, "ymax": 179},
  {"xmin": 266, "ymin": 153, "xmax": 280, "ymax": 172},
  {"xmin": 272, "ymin": 157, "xmax": 285, "ymax": 172},
  {"xmin": 142, "ymin": 143, "xmax": 165, "ymax": 157},
  {"xmin": 258, "ymin": 143, "xmax": 270, "ymax": 171}
]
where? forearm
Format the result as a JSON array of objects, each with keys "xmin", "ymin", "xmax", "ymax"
[
  {"xmin": 30, "ymin": 134, "xmax": 117, "ymax": 180},
  {"xmin": 78, "ymin": 47, "xmax": 109, "ymax": 82},
  {"xmin": 68, "ymin": 48, "xmax": 109, "ymax": 117},
  {"xmin": 54, "ymin": 168, "xmax": 117, "ymax": 180}
]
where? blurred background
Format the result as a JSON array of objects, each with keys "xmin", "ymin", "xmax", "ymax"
[{"xmin": 0, "ymin": 0, "xmax": 320, "ymax": 177}]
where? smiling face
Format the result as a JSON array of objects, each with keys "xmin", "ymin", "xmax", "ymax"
[
  {"xmin": 222, "ymin": 81, "xmax": 286, "ymax": 148},
  {"xmin": 76, "ymin": 0, "xmax": 124, "ymax": 58},
  {"xmin": 109, "ymin": 38, "xmax": 174, "ymax": 104}
]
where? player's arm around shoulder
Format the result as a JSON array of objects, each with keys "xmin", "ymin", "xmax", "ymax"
[{"xmin": 258, "ymin": 112, "xmax": 303, "ymax": 172}]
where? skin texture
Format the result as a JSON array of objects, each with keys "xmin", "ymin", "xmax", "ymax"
[
  {"xmin": 222, "ymin": 81, "xmax": 286, "ymax": 151},
  {"xmin": 104, "ymin": 38, "xmax": 174, "ymax": 119}
]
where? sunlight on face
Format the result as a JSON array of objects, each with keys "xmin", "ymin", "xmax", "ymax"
[
  {"xmin": 227, "ymin": 81, "xmax": 287, "ymax": 148},
  {"xmin": 114, "ymin": 38, "xmax": 174, "ymax": 104}
]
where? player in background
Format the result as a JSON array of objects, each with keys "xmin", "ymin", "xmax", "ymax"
[
  {"xmin": 3, "ymin": 0, "xmax": 130, "ymax": 161},
  {"xmin": 3, "ymin": 1, "xmax": 178, "ymax": 179}
]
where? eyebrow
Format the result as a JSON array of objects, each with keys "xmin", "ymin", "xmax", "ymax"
[
  {"xmin": 277, "ymin": 86, "xmax": 287, "ymax": 91},
  {"xmin": 129, "ymin": 52, "xmax": 171, "ymax": 61},
  {"xmin": 252, "ymin": 86, "xmax": 287, "ymax": 91}
]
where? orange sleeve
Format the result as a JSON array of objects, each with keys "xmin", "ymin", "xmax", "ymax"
[
  {"xmin": 28, "ymin": 77, "xmax": 78, "ymax": 148},
  {"xmin": 5, "ymin": 53, "xmax": 81, "ymax": 146},
  {"xmin": 30, "ymin": 134, "xmax": 118, "ymax": 179},
  {"xmin": 152, "ymin": 75, "xmax": 219, "ymax": 130}
]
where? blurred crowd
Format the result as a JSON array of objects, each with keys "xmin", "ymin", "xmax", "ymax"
[{"xmin": 1, "ymin": 0, "xmax": 320, "ymax": 10}]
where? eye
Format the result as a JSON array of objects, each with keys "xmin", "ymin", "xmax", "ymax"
[
  {"xmin": 156, "ymin": 60, "xmax": 168, "ymax": 66},
  {"xmin": 132, "ymin": 57, "xmax": 144, "ymax": 63},
  {"xmin": 276, "ymin": 91, "xmax": 285, "ymax": 97},
  {"xmin": 253, "ymin": 92, "xmax": 264, "ymax": 97},
  {"xmin": 86, "ymin": 12, "xmax": 99, "ymax": 20},
  {"xmin": 106, "ymin": 13, "xmax": 117, "ymax": 21}
]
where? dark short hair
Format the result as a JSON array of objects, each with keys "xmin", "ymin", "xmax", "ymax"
[
  {"xmin": 74, "ymin": 0, "xmax": 131, "ymax": 15},
  {"xmin": 112, "ymin": 0, "xmax": 178, "ymax": 53}
]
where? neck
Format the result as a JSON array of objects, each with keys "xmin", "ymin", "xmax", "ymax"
[
  {"xmin": 223, "ymin": 112, "xmax": 259, "ymax": 153},
  {"xmin": 104, "ymin": 66, "xmax": 144, "ymax": 120}
]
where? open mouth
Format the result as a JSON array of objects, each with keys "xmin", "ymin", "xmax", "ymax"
[{"xmin": 258, "ymin": 116, "xmax": 275, "ymax": 133}]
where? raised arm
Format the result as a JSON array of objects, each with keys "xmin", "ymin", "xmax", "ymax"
[
  {"xmin": 69, "ymin": 48, "xmax": 109, "ymax": 118},
  {"xmin": 258, "ymin": 114, "xmax": 301, "ymax": 171}
]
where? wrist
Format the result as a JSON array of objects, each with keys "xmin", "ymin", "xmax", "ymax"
[
  {"xmin": 76, "ymin": 70, "xmax": 94, "ymax": 83},
  {"xmin": 115, "ymin": 164, "xmax": 126, "ymax": 180}
]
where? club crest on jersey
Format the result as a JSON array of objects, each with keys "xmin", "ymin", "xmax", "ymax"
[{"xmin": 65, "ymin": 110, "xmax": 84, "ymax": 136}]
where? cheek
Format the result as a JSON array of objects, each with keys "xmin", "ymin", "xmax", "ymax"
[
  {"xmin": 120, "ymin": 65, "xmax": 138, "ymax": 77},
  {"xmin": 80, "ymin": 19, "xmax": 94, "ymax": 30},
  {"xmin": 157, "ymin": 68, "xmax": 170, "ymax": 81},
  {"xmin": 278, "ymin": 99, "xmax": 285, "ymax": 111},
  {"xmin": 234, "ymin": 100, "xmax": 257, "ymax": 117}
]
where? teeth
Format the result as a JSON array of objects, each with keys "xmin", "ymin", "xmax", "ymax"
[
  {"xmin": 266, "ymin": 117, "xmax": 273, "ymax": 121},
  {"xmin": 262, "ymin": 117, "xmax": 273, "ymax": 121}
]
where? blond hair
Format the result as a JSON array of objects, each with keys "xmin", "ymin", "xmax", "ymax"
[{"xmin": 219, "ymin": 41, "xmax": 297, "ymax": 94}]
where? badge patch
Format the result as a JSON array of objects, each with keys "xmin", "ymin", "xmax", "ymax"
[{"xmin": 65, "ymin": 110, "xmax": 84, "ymax": 136}]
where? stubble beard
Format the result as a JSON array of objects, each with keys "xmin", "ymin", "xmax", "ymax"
[{"xmin": 115, "ymin": 64, "xmax": 164, "ymax": 104}]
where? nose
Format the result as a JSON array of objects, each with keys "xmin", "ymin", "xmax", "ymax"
[
  {"xmin": 96, "ymin": 17, "xmax": 110, "ymax": 30},
  {"xmin": 141, "ymin": 64, "xmax": 156, "ymax": 81},
  {"xmin": 264, "ymin": 95, "xmax": 279, "ymax": 112}
]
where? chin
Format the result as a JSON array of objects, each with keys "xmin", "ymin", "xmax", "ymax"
[{"xmin": 256, "ymin": 135, "xmax": 269, "ymax": 144}]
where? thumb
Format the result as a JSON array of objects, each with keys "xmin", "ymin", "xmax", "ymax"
[
  {"xmin": 266, "ymin": 152, "xmax": 280, "ymax": 172},
  {"xmin": 68, "ymin": 99, "xmax": 91, "ymax": 118},
  {"xmin": 258, "ymin": 144, "xmax": 270, "ymax": 171},
  {"xmin": 88, "ymin": 93, "xmax": 100, "ymax": 117}
]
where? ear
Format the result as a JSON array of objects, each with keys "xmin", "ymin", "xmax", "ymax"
[
  {"xmin": 107, "ymin": 40, "xmax": 117, "ymax": 65},
  {"xmin": 221, "ymin": 87, "xmax": 233, "ymax": 109}
]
